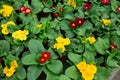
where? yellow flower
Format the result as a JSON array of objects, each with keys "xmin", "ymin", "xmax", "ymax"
[
  {"xmin": 85, "ymin": 36, "xmax": 96, "ymax": 44},
  {"xmin": 37, "ymin": 24, "xmax": 42, "ymax": 28},
  {"xmin": 82, "ymin": 72, "xmax": 94, "ymax": 80},
  {"xmin": 7, "ymin": 21, "xmax": 16, "ymax": 26},
  {"xmin": 54, "ymin": 43, "xmax": 65, "ymax": 52},
  {"xmin": 62, "ymin": 38, "xmax": 71, "ymax": 45},
  {"xmin": 67, "ymin": 0, "xmax": 72, "ymax": 4},
  {"xmin": 71, "ymin": 2, "xmax": 76, "ymax": 8},
  {"xmin": 88, "ymin": 64, "xmax": 97, "ymax": 74},
  {"xmin": 102, "ymin": 19, "xmax": 111, "ymax": 26},
  {"xmin": 67, "ymin": 0, "xmax": 76, "ymax": 8},
  {"xmin": 0, "ymin": 5, "xmax": 13, "ymax": 17},
  {"xmin": 77, "ymin": 61, "xmax": 87, "ymax": 73},
  {"xmin": 76, "ymin": 61, "xmax": 97, "ymax": 80},
  {"xmin": 12, "ymin": 30, "xmax": 29, "ymax": 41},
  {"xmin": 1, "ymin": 27, "xmax": 9, "ymax": 35},
  {"xmin": 56, "ymin": 36, "xmax": 64, "ymax": 43},
  {"xmin": 10, "ymin": 60, "xmax": 18, "ymax": 68},
  {"xmin": 2, "ymin": 5, "xmax": 13, "ymax": 17},
  {"xmin": 54, "ymin": 36, "xmax": 71, "ymax": 52},
  {"xmin": 1, "ymin": 21, "xmax": 15, "ymax": 35},
  {"xmin": 3, "ymin": 66, "xmax": 15, "ymax": 77},
  {"xmin": 0, "ymin": 9, "xmax": 4, "ymax": 14},
  {"xmin": 1, "ymin": 24, "xmax": 7, "ymax": 28}
]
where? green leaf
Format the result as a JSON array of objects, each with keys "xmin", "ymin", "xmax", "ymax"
[
  {"xmin": 22, "ymin": 53, "xmax": 38, "ymax": 65},
  {"xmin": 16, "ymin": 66, "xmax": 26, "ymax": 80},
  {"xmin": 47, "ymin": 29, "xmax": 57, "ymax": 39},
  {"xmin": 0, "ymin": 40, "xmax": 10, "ymax": 51},
  {"xmin": 30, "ymin": 26, "xmax": 40, "ymax": 34},
  {"xmin": 12, "ymin": 45, "xmax": 24, "ymax": 57},
  {"xmin": 65, "ymin": 30, "xmax": 75, "ymax": 38},
  {"xmin": 59, "ymin": 20, "xmax": 69, "ymax": 30},
  {"xmin": 27, "ymin": 65, "xmax": 43, "ymax": 80},
  {"xmin": 116, "ymin": 31, "xmax": 120, "ymax": 36},
  {"xmin": 59, "ymin": 75, "xmax": 71, "ymax": 80},
  {"xmin": 65, "ymin": 66, "xmax": 81, "ymax": 80},
  {"xmin": 44, "ymin": 68, "xmax": 59, "ymax": 80},
  {"xmin": 95, "ymin": 66, "xmax": 110, "ymax": 80},
  {"xmin": 43, "ymin": 0, "xmax": 53, "ymax": 8},
  {"xmin": 94, "ymin": 37, "xmax": 109, "ymax": 55},
  {"xmin": 83, "ymin": 51, "xmax": 95, "ymax": 63},
  {"xmin": 31, "ymin": 0, "xmax": 44, "ymax": 14},
  {"xmin": 68, "ymin": 53, "xmax": 82, "ymax": 65},
  {"xmin": 47, "ymin": 60, "xmax": 63, "ymax": 74},
  {"xmin": 111, "ymin": 0, "xmax": 118, "ymax": 11},
  {"xmin": 43, "ymin": 8, "xmax": 52, "ymax": 12},
  {"xmin": 64, "ymin": 14, "xmax": 74, "ymax": 20},
  {"xmin": 48, "ymin": 47, "xmax": 58, "ymax": 59},
  {"xmin": 107, "ymin": 56, "xmax": 119, "ymax": 67},
  {"xmin": 28, "ymin": 39, "xmax": 45, "ymax": 54}
]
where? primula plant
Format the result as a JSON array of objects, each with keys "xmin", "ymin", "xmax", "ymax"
[{"xmin": 0, "ymin": 0, "xmax": 120, "ymax": 80}]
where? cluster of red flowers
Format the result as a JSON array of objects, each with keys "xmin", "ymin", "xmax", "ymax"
[
  {"xmin": 70, "ymin": 18, "xmax": 84, "ymax": 29},
  {"xmin": 38, "ymin": 52, "xmax": 51, "ymax": 63},
  {"xmin": 19, "ymin": 6, "xmax": 32, "ymax": 14}
]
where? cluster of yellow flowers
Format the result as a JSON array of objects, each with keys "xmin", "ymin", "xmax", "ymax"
[
  {"xmin": 102, "ymin": 19, "xmax": 111, "ymax": 26},
  {"xmin": 84, "ymin": 36, "xmax": 96, "ymax": 44},
  {"xmin": 0, "ymin": 5, "xmax": 13, "ymax": 17},
  {"xmin": 1, "ymin": 21, "xmax": 16, "ymax": 35},
  {"xmin": 67, "ymin": 0, "xmax": 76, "ymax": 8},
  {"xmin": 3, "ymin": 60, "xmax": 18, "ymax": 77},
  {"xmin": 54, "ymin": 36, "xmax": 71, "ymax": 52},
  {"xmin": 77, "ymin": 61, "xmax": 97, "ymax": 80},
  {"xmin": 12, "ymin": 30, "xmax": 29, "ymax": 41}
]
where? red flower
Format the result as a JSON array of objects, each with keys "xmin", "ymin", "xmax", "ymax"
[
  {"xmin": 19, "ymin": 6, "xmax": 26, "ymax": 12},
  {"xmin": 75, "ymin": 18, "xmax": 84, "ymax": 26},
  {"xmin": 101, "ymin": 0, "xmax": 110, "ymax": 5},
  {"xmin": 38, "ymin": 57, "xmax": 47, "ymax": 63},
  {"xmin": 83, "ymin": 2, "xmax": 92, "ymax": 11},
  {"xmin": 60, "ymin": 8, "xmax": 64, "ymax": 12},
  {"xmin": 70, "ymin": 21, "xmax": 78, "ymax": 29},
  {"xmin": 41, "ymin": 52, "xmax": 51, "ymax": 60},
  {"xmin": 53, "ymin": 12, "xmax": 60, "ymax": 18},
  {"xmin": 110, "ymin": 43, "xmax": 118, "ymax": 50},
  {"xmin": 24, "ymin": 8, "xmax": 32, "ymax": 14},
  {"xmin": 116, "ymin": 6, "xmax": 120, "ymax": 12}
]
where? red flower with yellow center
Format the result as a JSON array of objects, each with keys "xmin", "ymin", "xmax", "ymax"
[
  {"xmin": 70, "ymin": 21, "xmax": 78, "ymax": 29},
  {"xmin": 110, "ymin": 43, "xmax": 118, "ymax": 50},
  {"xmin": 83, "ymin": 2, "xmax": 92, "ymax": 11}
]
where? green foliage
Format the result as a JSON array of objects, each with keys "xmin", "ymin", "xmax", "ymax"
[{"xmin": 0, "ymin": 0, "xmax": 120, "ymax": 79}]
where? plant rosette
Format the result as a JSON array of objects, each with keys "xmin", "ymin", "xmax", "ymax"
[{"xmin": 0, "ymin": 0, "xmax": 120, "ymax": 80}]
